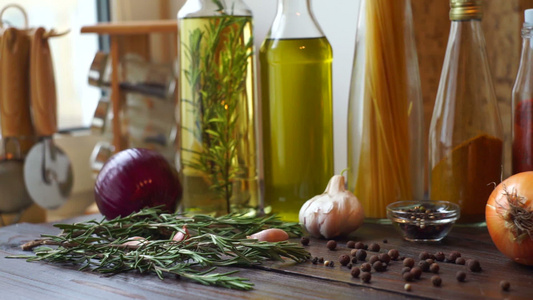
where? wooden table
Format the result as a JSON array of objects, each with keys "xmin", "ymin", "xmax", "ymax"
[{"xmin": 1, "ymin": 216, "xmax": 531, "ymax": 299}]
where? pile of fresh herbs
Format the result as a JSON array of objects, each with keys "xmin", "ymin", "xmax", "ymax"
[{"xmin": 12, "ymin": 208, "xmax": 309, "ymax": 290}]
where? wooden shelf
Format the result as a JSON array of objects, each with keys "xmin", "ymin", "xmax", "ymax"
[{"xmin": 81, "ymin": 20, "xmax": 177, "ymax": 152}]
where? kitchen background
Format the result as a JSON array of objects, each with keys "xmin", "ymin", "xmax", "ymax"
[{"xmin": 0, "ymin": 0, "xmax": 531, "ymax": 221}]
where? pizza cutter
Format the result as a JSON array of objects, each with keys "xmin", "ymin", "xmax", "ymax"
[
  {"xmin": 23, "ymin": 27, "xmax": 73, "ymax": 210},
  {"xmin": 0, "ymin": 27, "xmax": 35, "ymax": 214}
]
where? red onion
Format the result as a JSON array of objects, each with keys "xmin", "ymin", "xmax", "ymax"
[{"xmin": 95, "ymin": 148, "xmax": 182, "ymax": 219}]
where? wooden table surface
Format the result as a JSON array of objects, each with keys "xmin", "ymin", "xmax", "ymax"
[{"xmin": 1, "ymin": 216, "xmax": 532, "ymax": 300}]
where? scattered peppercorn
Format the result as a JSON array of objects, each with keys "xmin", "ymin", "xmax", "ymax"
[
  {"xmin": 326, "ymin": 240, "xmax": 337, "ymax": 250},
  {"xmin": 425, "ymin": 258, "xmax": 435, "ymax": 265},
  {"xmin": 434, "ymin": 251, "xmax": 445, "ymax": 262},
  {"xmin": 431, "ymin": 275, "xmax": 442, "ymax": 287},
  {"xmin": 419, "ymin": 251, "xmax": 430, "ymax": 260},
  {"xmin": 399, "ymin": 256, "xmax": 406, "ymax": 261},
  {"xmin": 378, "ymin": 253, "xmax": 391, "ymax": 264},
  {"xmin": 369, "ymin": 255, "xmax": 379, "ymax": 265},
  {"xmin": 318, "ymin": 257, "xmax": 324, "ymax": 263},
  {"xmin": 347, "ymin": 263, "xmax": 353, "ymax": 269},
  {"xmin": 418, "ymin": 260, "xmax": 430, "ymax": 272},
  {"xmin": 368, "ymin": 243, "xmax": 380, "ymax": 252},
  {"xmin": 404, "ymin": 283, "xmax": 412, "ymax": 291},
  {"xmin": 324, "ymin": 260, "xmax": 331, "ymax": 267},
  {"xmin": 339, "ymin": 255, "xmax": 351, "ymax": 266},
  {"xmin": 329, "ymin": 261, "xmax": 335, "ymax": 267},
  {"xmin": 351, "ymin": 267, "xmax": 360, "ymax": 278},
  {"xmin": 455, "ymin": 257, "xmax": 466, "ymax": 265},
  {"xmin": 373, "ymin": 261, "xmax": 386, "ymax": 272},
  {"xmin": 430, "ymin": 263, "xmax": 440, "ymax": 273},
  {"xmin": 428, "ymin": 253, "xmax": 436, "ymax": 260},
  {"xmin": 466, "ymin": 259, "xmax": 481, "ymax": 272},
  {"xmin": 402, "ymin": 271, "xmax": 414, "ymax": 282},
  {"xmin": 363, "ymin": 244, "xmax": 369, "ymax": 250},
  {"xmin": 346, "ymin": 240, "xmax": 356, "ymax": 248},
  {"xmin": 388, "ymin": 249, "xmax": 400, "ymax": 260},
  {"xmin": 354, "ymin": 241, "xmax": 365, "ymax": 249},
  {"xmin": 352, "ymin": 257, "xmax": 358, "ymax": 264},
  {"xmin": 403, "ymin": 257, "xmax": 415, "ymax": 268},
  {"xmin": 356, "ymin": 249, "xmax": 367, "ymax": 261},
  {"xmin": 410, "ymin": 267, "xmax": 422, "ymax": 279},
  {"xmin": 500, "ymin": 280, "xmax": 510, "ymax": 291},
  {"xmin": 312, "ymin": 257, "xmax": 318, "ymax": 265},
  {"xmin": 401, "ymin": 267, "xmax": 411, "ymax": 274},
  {"xmin": 361, "ymin": 262, "xmax": 372, "ymax": 272},
  {"xmin": 361, "ymin": 272, "xmax": 371, "ymax": 283},
  {"xmin": 300, "ymin": 237, "xmax": 310, "ymax": 246},
  {"xmin": 383, "ymin": 239, "xmax": 388, "ymax": 243},
  {"xmin": 456, "ymin": 271, "xmax": 466, "ymax": 282}
]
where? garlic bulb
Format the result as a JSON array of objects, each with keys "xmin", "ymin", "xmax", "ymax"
[{"xmin": 299, "ymin": 174, "xmax": 364, "ymax": 239}]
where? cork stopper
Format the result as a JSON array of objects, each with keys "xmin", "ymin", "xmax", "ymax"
[{"xmin": 450, "ymin": 0, "xmax": 483, "ymax": 21}]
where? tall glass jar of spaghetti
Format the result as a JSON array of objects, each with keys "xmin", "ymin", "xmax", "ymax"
[
  {"xmin": 347, "ymin": 0, "xmax": 424, "ymax": 221},
  {"xmin": 429, "ymin": 0, "xmax": 503, "ymax": 224}
]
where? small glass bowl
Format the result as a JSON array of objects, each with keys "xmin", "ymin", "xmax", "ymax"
[{"xmin": 386, "ymin": 201, "xmax": 460, "ymax": 242}]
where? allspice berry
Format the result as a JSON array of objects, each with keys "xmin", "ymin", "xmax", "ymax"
[
  {"xmin": 388, "ymin": 249, "xmax": 400, "ymax": 260},
  {"xmin": 368, "ymin": 243, "xmax": 380, "ymax": 252},
  {"xmin": 431, "ymin": 275, "xmax": 442, "ymax": 287},
  {"xmin": 361, "ymin": 262, "xmax": 372, "ymax": 272},
  {"xmin": 500, "ymin": 280, "xmax": 511, "ymax": 291},
  {"xmin": 430, "ymin": 263, "xmax": 440, "ymax": 274},
  {"xmin": 418, "ymin": 260, "xmax": 430, "ymax": 272},
  {"xmin": 368, "ymin": 255, "xmax": 379, "ymax": 265},
  {"xmin": 419, "ymin": 251, "xmax": 430, "ymax": 260},
  {"xmin": 350, "ymin": 249, "xmax": 358, "ymax": 257},
  {"xmin": 373, "ymin": 261, "xmax": 386, "ymax": 272},
  {"xmin": 403, "ymin": 257, "xmax": 415, "ymax": 268},
  {"xmin": 326, "ymin": 240, "xmax": 337, "ymax": 250},
  {"xmin": 402, "ymin": 271, "xmax": 414, "ymax": 282},
  {"xmin": 347, "ymin": 240, "xmax": 356, "ymax": 248},
  {"xmin": 361, "ymin": 272, "xmax": 372, "ymax": 283},
  {"xmin": 378, "ymin": 253, "xmax": 391, "ymax": 264},
  {"xmin": 300, "ymin": 237, "xmax": 310, "ymax": 246},
  {"xmin": 434, "ymin": 251, "xmax": 445, "ymax": 262},
  {"xmin": 466, "ymin": 259, "xmax": 481, "ymax": 272},
  {"xmin": 356, "ymin": 249, "xmax": 367, "ymax": 261},
  {"xmin": 410, "ymin": 267, "xmax": 422, "ymax": 279},
  {"xmin": 456, "ymin": 271, "xmax": 466, "ymax": 282},
  {"xmin": 455, "ymin": 257, "xmax": 466, "ymax": 265},
  {"xmin": 339, "ymin": 255, "xmax": 351, "ymax": 266},
  {"xmin": 354, "ymin": 241, "xmax": 365, "ymax": 249},
  {"xmin": 351, "ymin": 267, "xmax": 361, "ymax": 278},
  {"xmin": 401, "ymin": 267, "xmax": 412, "ymax": 274}
]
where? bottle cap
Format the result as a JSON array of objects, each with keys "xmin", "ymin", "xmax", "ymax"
[
  {"xmin": 449, "ymin": 0, "xmax": 483, "ymax": 21},
  {"xmin": 525, "ymin": 9, "xmax": 533, "ymax": 25}
]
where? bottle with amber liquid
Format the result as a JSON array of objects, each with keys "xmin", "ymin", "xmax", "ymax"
[
  {"xmin": 260, "ymin": 0, "xmax": 334, "ymax": 222},
  {"xmin": 512, "ymin": 9, "xmax": 533, "ymax": 174},
  {"xmin": 428, "ymin": 0, "xmax": 503, "ymax": 224}
]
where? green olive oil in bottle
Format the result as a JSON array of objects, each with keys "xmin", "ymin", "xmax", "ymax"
[{"xmin": 260, "ymin": 0, "xmax": 334, "ymax": 222}]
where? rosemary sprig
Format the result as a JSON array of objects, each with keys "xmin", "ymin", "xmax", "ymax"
[
  {"xmin": 12, "ymin": 208, "xmax": 309, "ymax": 290},
  {"xmin": 181, "ymin": 6, "xmax": 254, "ymax": 213}
]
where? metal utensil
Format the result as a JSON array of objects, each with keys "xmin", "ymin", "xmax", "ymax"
[
  {"xmin": 24, "ymin": 27, "xmax": 72, "ymax": 210},
  {"xmin": 0, "ymin": 27, "xmax": 34, "ymax": 214}
]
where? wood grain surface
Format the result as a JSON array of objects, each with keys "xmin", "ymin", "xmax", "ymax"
[{"xmin": 1, "ymin": 216, "xmax": 531, "ymax": 300}]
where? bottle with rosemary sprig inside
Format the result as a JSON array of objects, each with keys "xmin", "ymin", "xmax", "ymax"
[{"xmin": 177, "ymin": 0, "xmax": 260, "ymax": 216}]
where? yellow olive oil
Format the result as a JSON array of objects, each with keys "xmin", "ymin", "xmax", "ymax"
[
  {"xmin": 260, "ymin": 37, "xmax": 334, "ymax": 222},
  {"xmin": 178, "ymin": 16, "xmax": 259, "ymax": 215}
]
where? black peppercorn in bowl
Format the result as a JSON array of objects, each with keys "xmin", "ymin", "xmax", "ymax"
[{"xmin": 386, "ymin": 201, "xmax": 460, "ymax": 242}]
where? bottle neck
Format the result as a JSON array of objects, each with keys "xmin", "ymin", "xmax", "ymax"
[
  {"xmin": 267, "ymin": 0, "xmax": 324, "ymax": 39},
  {"xmin": 178, "ymin": 0, "xmax": 251, "ymax": 18}
]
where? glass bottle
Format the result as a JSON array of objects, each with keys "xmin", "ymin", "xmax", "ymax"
[
  {"xmin": 428, "ymin": 0, "xmax": 503, "ymax": 224},
  {"xmin": 260, "ymin": 0, "xmax": 334, "ymax": 222},
  {"xmin": 347, "ymin": 0, "xmax": 424, "ymax": 220},
  {"xmin": 177, "ymin": 0, "xmax": 260, "ymax": 215},
  {"xmin": 512, "ymin": 9, "xmax": 533, "ymax": 174}
]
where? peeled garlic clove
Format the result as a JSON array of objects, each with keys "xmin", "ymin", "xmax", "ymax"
[{"xmin": 247, "ymin": 228, "xmax": 289, "ymax": 242}]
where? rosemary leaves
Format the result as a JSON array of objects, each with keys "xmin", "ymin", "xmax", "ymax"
[{"xmin": 13, "ymin": 208, "xmax": 309, "ymax": 290}]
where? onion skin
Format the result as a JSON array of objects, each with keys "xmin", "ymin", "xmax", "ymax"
[
  {"xmin": 95, "ymin": 148, "xmax": 182, "ymax": 219},
  {"xmin": 486, "ymin": 171, "xmax": 533, "ymax": 266}
]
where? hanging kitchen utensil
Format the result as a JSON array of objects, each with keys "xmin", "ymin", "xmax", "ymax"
[
  {"xmin": 24, "ymin": 27, "xmax": 73, "ymax": 210},
  {"xmin": 0, "ymin": 13, "xmax": 35, "ymax": 214}
]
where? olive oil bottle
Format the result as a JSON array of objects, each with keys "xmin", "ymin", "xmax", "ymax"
[
  {"xmin": 177, "ymin": 0, "xmax": 260, "ymax": 216},
  {"xmin": 260, "ymin": 0, "xmax": 334, "ymax": 222}
]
